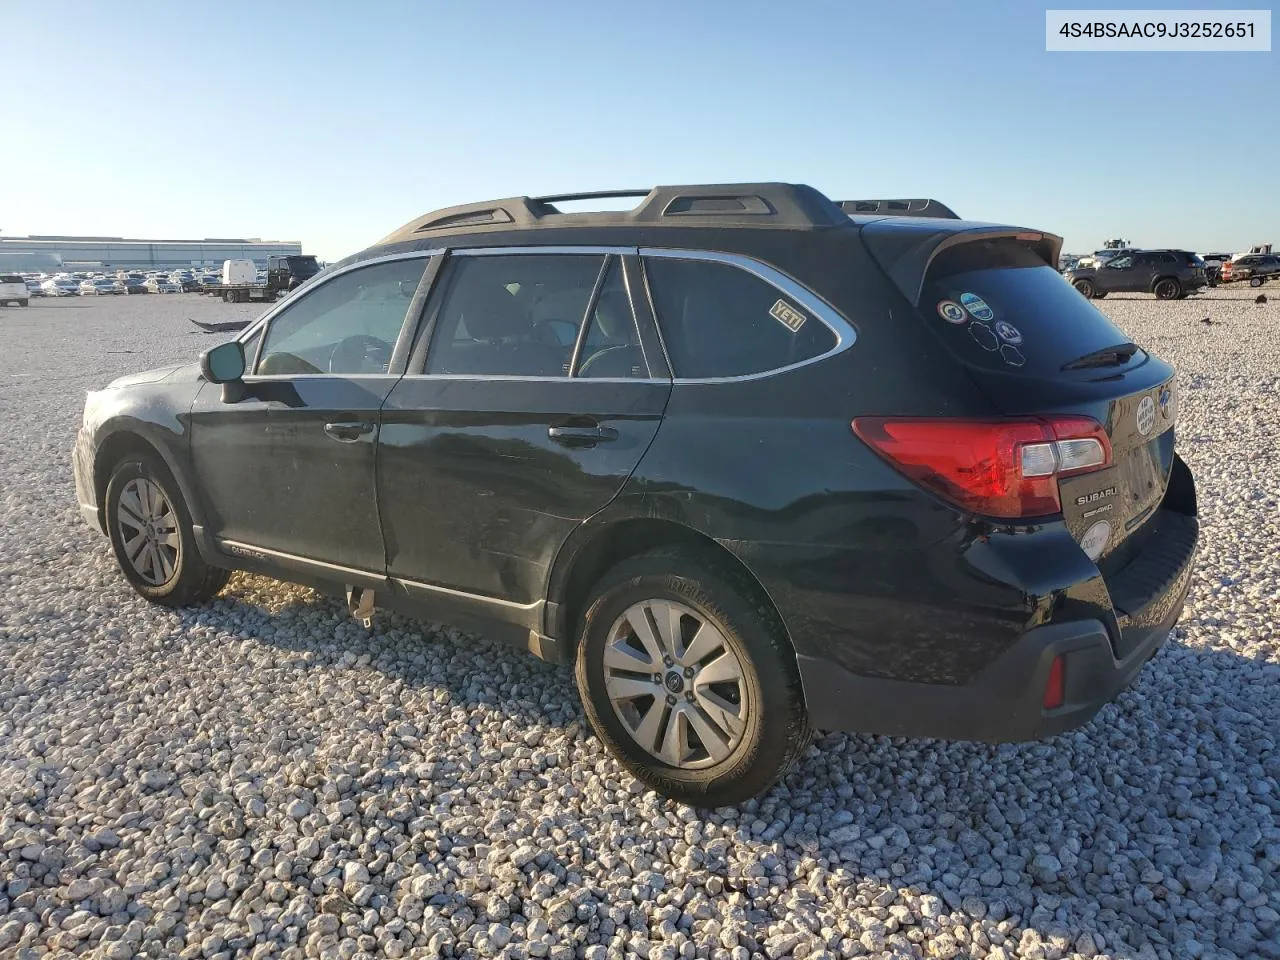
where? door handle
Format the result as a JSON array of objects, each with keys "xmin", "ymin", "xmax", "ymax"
[
  {"xmin": 548, "ymin": 424, "xmax": 618, "ymax": 447},
  {"xmin": 324, "ymin": 420, "xmax": 374, "ymax": 443}
]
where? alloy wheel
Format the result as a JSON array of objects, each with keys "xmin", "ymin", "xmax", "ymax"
[
  {"xmin": 602, "ymin": 599, "xmax": 750, "ymax": 769},
  {"xmin": 116, "ymin": 477, "xmax": 181, "ymax": 586}
]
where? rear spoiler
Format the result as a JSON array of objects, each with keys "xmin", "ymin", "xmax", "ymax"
[
  {"xmin": 839, "ymin": 198, "xmax": 959, "ymax": 220},
  {"xmin": 860, "ymin": 219, "xmax": 1063, "ymax": 305}
]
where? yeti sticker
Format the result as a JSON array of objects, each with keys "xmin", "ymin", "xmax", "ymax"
[
  {"xmin": 769, "ymin": 299, "xmax": 807, "ymax": 333},
  {"xmin": 959, "ymin": 292, "xmax": 994, "ymax": 322}
]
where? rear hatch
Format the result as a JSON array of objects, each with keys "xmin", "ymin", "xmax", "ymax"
[{"xmin": 862, "ymin": 224, "xmax": 1181, "ymax": 578}]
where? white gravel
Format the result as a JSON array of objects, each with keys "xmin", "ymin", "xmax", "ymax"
[{"xmin": 1, "ymin": 289, "xmax": 1277, "ymax": 960}]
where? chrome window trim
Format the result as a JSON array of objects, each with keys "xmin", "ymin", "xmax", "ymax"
[
  {"xmin": 638, "ymin": 247, "xmax": 857, "ymax": 384},
  {"xmin": 397, "ymin": 373, "xmax": 666, "ymax": 384},
  {"xmin": 454, "ymin": 245, "xmax": 638, "ymax": 257},
  {"xmin": 236, "ymin": 249, "xmax": 444, "ymax": 374}
]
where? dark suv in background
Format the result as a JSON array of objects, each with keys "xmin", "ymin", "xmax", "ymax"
[
  {"xmin": 74, "ymin": 184, "xmax": 1198, "ymax": 804},
  {"xmin": 1066, "ymin": 249, "xmax": 1207, "ymax": 299}
]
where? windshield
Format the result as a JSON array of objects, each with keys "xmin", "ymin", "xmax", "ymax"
[{"xmin": 919, "ymin": 240, "xmax": 1139, "ymax": 376}]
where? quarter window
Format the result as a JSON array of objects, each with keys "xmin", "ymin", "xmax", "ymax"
[
  {"xmin": 643, "ymin": 257, "xmax": 836, "ymax": 379},
  {"xmin": 255, "ymin": 258, "xmax": 426, "ymax": 376},
  {"xmin": 425, "ymin": 254, "xmax": 606, "ymax": 377}
]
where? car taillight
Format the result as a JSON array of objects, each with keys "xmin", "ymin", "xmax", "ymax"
[
  {"xmin": 851, "ymin": 416, "xmax": 1112, "ymax": 519},
  {"xmin": 1043, "ymin": 655, "xmax": 1066, "ymax": 710}
]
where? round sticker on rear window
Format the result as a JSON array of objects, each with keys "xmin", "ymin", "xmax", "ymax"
[
  {"xmin": 937, "ymin": 300, "xmax": 967, "ymax": 324},
  {"xmin": 968, "ymin": 322, "xmax": 999, "ymax": 352},
  {"xmin": 959, "ymin": 292, "xmax": 994, "ymax": 322},
  {"xmin": 994, "ymin": 320, "xmax": 1022, "ymax": 344}
]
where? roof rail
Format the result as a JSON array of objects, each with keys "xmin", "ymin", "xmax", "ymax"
[
  {"xmin": 375, "ymin": 183, "xmax": 851, "ymax": 245},
  {"xmin": 840, "ymin": 198, "xmax": 959, "ymax": 220}
]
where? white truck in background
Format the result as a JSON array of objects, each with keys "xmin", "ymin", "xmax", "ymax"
[{"xmin": 211, "ymin": 255, "xmax": 321, "ymax": 303}]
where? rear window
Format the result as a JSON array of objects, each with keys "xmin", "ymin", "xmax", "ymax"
[
  {"xmin": 0, "ymin": 275, "xmax": 23, "ymax": 284},
  {"xmin": 920, "ymin": 241, "xmax": 1137, "ymax": 375}
]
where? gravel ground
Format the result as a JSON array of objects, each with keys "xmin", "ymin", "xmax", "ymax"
[{"xmin": 1, "ymin": 289, "xmax": 1277, "ymax": 960}]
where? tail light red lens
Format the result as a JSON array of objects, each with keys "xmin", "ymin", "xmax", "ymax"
[
  {"xmin": 1043, "ymin": 655, "xmax": 1066, "ymax": 710},
  {"xmin": 851, "ymin": 416, "xmax": 1112, "ymax": 519}
]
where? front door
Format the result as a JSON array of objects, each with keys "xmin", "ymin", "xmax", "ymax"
[
  {"xmin": 378, "ymin": 251, "xmax": 671, "ymax": 606},
  {"xmin": 189, "ymin": 255, "xmax": 432, "ymax": 577}
]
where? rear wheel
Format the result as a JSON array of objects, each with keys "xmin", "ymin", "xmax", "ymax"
[
  {"xmin": 1154, "ymin": 278, "xmax": 1181, "ymax": 300},
  {"xmin": 575, "ymin": 547, "xmax": 810, "ymax": 806},
  {"xmin": 105, "ymin": 453, "xmax": 229, "ymax": 607},
  {"xmin": 19, "ymin": 299, "xmax": 29, "ymax": 307},
  {"xmin": 1250, "ymin": 277, "xmax": 1264, "ymax": 288},
  {"xmin": 1073, "ymin": 279, "xmax": 1096, "ymax": 299}
]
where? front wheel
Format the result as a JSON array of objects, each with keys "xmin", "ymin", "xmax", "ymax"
[
  {"xmin": 1250, "ymin": 277, "xmax": 1264, "ymax": 288},
  {"xmin": 105, "ymin": 453, "xmax": 229, "ymax": 606},
  {"xmin": 1073, "ymin": 279, "xmax": 1096, "ymax": 299},
  {"xmin": 19, "ymin": 299, "xmax": 29, "ymax": 307},
  {"xmin": 575, "ymin": 548, "xmax": 810, "ymax": 806},
  {"xmin": 1154, "ymin": 278, "xmax": 1181, "ymax": 300}
]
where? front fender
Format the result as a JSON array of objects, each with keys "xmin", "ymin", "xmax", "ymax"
[{"xmin": 82, "ymin": 377, "xmax": 203, "ymax": 527}]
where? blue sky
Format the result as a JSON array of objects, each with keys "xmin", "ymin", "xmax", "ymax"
[{"xmin": 3, "ymin": 0, "xmax": 1274, "ymax": 258}]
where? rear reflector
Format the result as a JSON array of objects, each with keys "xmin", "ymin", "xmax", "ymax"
[
  {"xmin": 851, "ymin": 416, "xmax": 1112, "ymax": 519},
  {"xmin": 1043, "ymin": 655, "xmax": 1066, "ymax": 710}
]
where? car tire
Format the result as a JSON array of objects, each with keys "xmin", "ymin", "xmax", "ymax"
[
  {"xmin": 574, "ymin": 546, "xmax": 810, "ymax": 807},
  {"xmin": 1073, "ymin": 279, "xmax": 1096, "ymax": 299},
  {"xmin": 104, "ymin": 453, "xmax": 230, "ymax": 607},
  {"xmin": 1250, "ymin": 277, "xmax": 1264, "ymax": 288},
  {"xmin": 19, "ymin": 299, "xmax": 29, "ymax": 307},
  {"xmin": 1154, "ymin": 278, "xmax": 1181, "ymax": 300}
]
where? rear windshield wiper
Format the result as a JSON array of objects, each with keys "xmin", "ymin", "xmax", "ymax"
[{"xmin": 1061, "ymin": 342, "xmax": 1140, "ymax": 371}]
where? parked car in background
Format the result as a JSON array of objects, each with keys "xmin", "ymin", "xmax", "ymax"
[
  {"xmin": 80, "ymin": 278, "xmax": 124, "ymax": 296},
  {"xmin": 0, "ymin": 274, "xmax": 30, "ymax": 306},
  {"xmin": 122, "ymin": 277, "xmax": 150, "ymax": 295},
  {"xmin": 43, "ymin": 279, "xmax": 80, "ymax": 297},
  {"xmin": 1222, "ymin": 254, "xmax": 1280, "ymax": 285},
  {"xmin": 1066, "ymin": 250, "xmax": 1207, "ymax": 300},
  {"xmin": 25, "ymin": 278, "xmax": 46, "ymax": 298},
  {"xmin": 145, "ymin": 276, "xmax": 182, "ymax": 294},
  {"xmin": 73, "ymin": 183, "xmax": 1199, "ymax": 805}
]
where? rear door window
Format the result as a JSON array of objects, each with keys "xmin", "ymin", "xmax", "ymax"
[
  {"xmin": 643, "ymin": 256, "xmax": 836, "ymax": 379},
  {"xmin": 920, "ymin": 240, "xmax": 1137, "ymax": 375}
]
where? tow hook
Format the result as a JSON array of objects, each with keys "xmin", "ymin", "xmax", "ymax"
[{"xmin": 346, "ymin": 586, "xmax": 375, "ymax": 629}]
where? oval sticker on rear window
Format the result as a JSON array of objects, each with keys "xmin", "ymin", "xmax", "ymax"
[{"xmin": 959, "ymin": 292, "xmax": 994, "ymax": 322}]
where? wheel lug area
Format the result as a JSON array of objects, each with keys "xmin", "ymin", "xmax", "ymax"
[
  {"xmin": 666, "ymin": 694, "xmax": 677, "ymax": 706},
  {"xmin": 663, "ymin": 656, "xmax": 674, "ymax": 667},
  {"xmin": 684, "ymin": 667, "xmax": 694, "ymax": 678}
]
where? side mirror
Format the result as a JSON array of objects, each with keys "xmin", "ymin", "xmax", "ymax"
[{"xmin": 199, "ymin": 340, "xmax": 247, "ymax": 403}]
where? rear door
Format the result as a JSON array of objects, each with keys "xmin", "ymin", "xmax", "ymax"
[{"xmin": 377, "ymin": 249, "xmax": 671, "ymax": 607}]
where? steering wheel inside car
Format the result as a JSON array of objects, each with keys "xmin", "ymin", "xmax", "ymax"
[{"xmin": 328, "ymin": 334, "xmax": 393, "ymax": 374}]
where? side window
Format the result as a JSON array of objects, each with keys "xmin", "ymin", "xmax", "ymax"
[
  {"xmin": 1107, "ymin": 256, "xmax": 1134, "ymax": 269},
  {"xmin": 1160, "ymin": 253, "xmax": 1177, "ymax": 265},
  {"xmin": 425, "ymin": 254, "xmax": 604, "ymax": 377},
  {"xmin": 643, "ymin": 257, "xmax": 837, "ymax": 379},
  {"xmin": 256, "ymin": 258, "xmax": 426, "ymax": 376},
  {"xmin": 577, "ymin": 260, "xmax": 647, "ymax": 379}
]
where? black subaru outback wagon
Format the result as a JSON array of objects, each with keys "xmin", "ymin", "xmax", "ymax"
[{"xmin": 75, "ymin": 184, "xmax": 1198, "ymax": 805}]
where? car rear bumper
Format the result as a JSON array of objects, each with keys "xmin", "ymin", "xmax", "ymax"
[{"xmin": 797, "ymin": 513, "xmax": 1197, "ymax": 742}]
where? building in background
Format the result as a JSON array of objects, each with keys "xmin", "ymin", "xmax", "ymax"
[{"xmin": 0, "ymin": 235, "xmax": 304, "ymax": 272}]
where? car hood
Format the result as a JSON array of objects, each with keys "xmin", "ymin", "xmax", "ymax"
[{"xmin": 105, "ymin": 362, "xmax": 201, "ymax": 390}]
